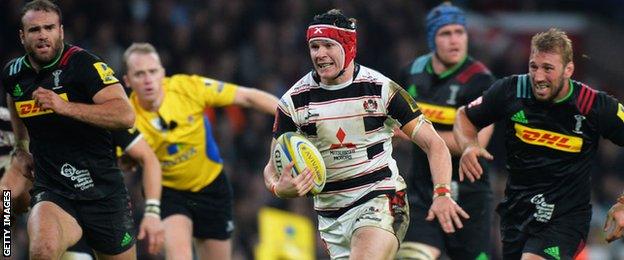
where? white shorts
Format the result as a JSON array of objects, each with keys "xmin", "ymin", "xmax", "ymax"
[{"xmin": 318, "ymin": 191, "xmax": 410, "ymax": 259}]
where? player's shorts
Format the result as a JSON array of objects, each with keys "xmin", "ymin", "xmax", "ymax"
[
  {"xmin": 161, "ymin": 172, "xmax": 234, "ymax": 239},
  {"xmin": 400, "ymin": 189, "xmax": 492, "ymax": 260},
  {"xmin": 318, "ymin": 190, "xmax": 409, "ymax": 259},
  {"xmin": 30, "ymin": 187, "xmax": 136, "ymax": 255},
  {"xmin": 64, "ymin": 238, "xmax": 95, "ymax": 260},
  {"xmin": 501, "ymin": 208, "xmax": 590, "ymax": 260}
]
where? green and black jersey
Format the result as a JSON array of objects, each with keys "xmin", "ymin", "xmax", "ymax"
[
  {"xmin": 0, "ymin": 44, "xmax": 126, "ymax": 200},
  {"xmin": 465, "ymin": 74, "xmax": 624, "ymax": 229},
  {"xmin": 398, "ymin": 54, "xmax": 495, "ymax": 203}
]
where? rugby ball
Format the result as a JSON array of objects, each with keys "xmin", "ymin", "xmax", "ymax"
[{"xmin": 272, "ymin": 132, "xmax": 326, "ymax": 195}]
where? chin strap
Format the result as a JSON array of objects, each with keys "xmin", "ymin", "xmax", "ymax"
[{"xmin": 332, "ymin": 69, "xmax": 346, "ymax": 80}]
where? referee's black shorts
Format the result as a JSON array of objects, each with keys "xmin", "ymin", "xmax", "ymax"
[{"xmin": 161, "ymin": 172, "xmax": 234, "ymax": 239}]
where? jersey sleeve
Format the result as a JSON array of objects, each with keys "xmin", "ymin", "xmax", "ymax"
[
  {"xmin": 464, "ymin": 78, "xmax": 508, "ymax": 128},
  {"xmin": 596, "ymin": 93, "xmax": 624, "ymax": 146},
  {"xmin": 272, "ymin": 97, "xmax": 298, "ymax": 138},
  {"xmin": 386, "ymin": 81, "xmax": 422, "ymax": 126},
  {"xmin": 462, "ymin": 73, "xmax": 496, "ymax": 105},
  {"xmin": 112, "ymin": 127, "xmax": 142, "ymax": 153},
  {"xmin": 73, "ymin": 51, "xmax": 120, "ymax": 99},
  {"xmin": 189, "ymin": 75, "xmax": 238, "ymax": 107}
]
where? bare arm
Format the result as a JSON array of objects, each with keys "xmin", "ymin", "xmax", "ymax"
[
  {"xmin": 453, "ymin": 107, "xmax": 493, "ymax": 182},
  {"xmin": 7, "ymin": 95, "xmax": 29, "ymax": 149},
  {"xmin": 439, "ymin": 123, "xmax": 494, "ymax": 156},
  {"xmin": 32, "ymin": 83, "xmax": 135, "ymax": 129},
  {"xmin": 232, "ymin": 87, "xmax": 279, "ymax": 115},
  {"xmin": 125, "ymin": 138, "xmax": 162, "ymax": 202},
  {"xmin": 402, "ymin": 115, "xmax": 469, "ymax": 233},
  {"xmin": 402, "ymin": 116, "xmax": 452, "ymax": 186},
  {"xmin": 124, "ymin": 137, "xmax": 164, "ymax": 254}
]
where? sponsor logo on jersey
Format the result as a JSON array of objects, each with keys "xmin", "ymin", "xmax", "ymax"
[
  {"xmin": 15, "ymin": 93, "xmax": 68, "ymax": 118},
  {"xmin": 543, "ymin": 246, "xmax": 561, "ymax": 260},
  {"xmin": 617, "ymin": 103, "xmax": 624, "ymax": 123},
  {"xmin": 13, "ymin": 84, "xmax": 23, "ymax": 97},
  {"xmin": 416, "ymin": 102, "xmax": 457, "ymax": 125},
  {"xmin": 92, "ymin": 62, "xmax": 119, "ymax": 85},
  {"xmin": 514, "ymin": 123, "xmax": 582, "ymax": 153},
  {"xmin": 511, "ymin": 110, "xmax": 528, "ymax": 124},
  {"xmin": 60, "ymin": 163, "xmax": 95, "ymax": 191},
  {"xmin": 329, "ymin": 127, "xmax": 356, "ymax": 160},
  {"xmin": 530, "ymin": 194, "xmax": 554, "ymax": 223}
]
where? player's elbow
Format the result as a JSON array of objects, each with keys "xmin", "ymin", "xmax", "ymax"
[{"xmin": 120, "ymin": 112, "xmax": 135, "ymax": 129}]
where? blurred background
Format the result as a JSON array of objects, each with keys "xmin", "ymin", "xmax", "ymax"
[{"xmin": 3, "ymin": 0, "xmax": 624, "ymax": 259}]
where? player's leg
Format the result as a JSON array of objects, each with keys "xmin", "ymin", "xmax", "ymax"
[
  {"xmin": 350, "ymin": 190, "xmax": 410, "ymax": 260},
  {"xmin": 521, "ymin": 209, "xmax": 589, "ymax": 260},
  {"xmin": 396, "ymin": 192, "xmax": 444, "ymax": 260},
  {"xmin": 446, "ymin": 191, "xmax": 493, "ymax": 260},
  {"xmin": 350, "ymin": 226, "xmax": 398, "ymax": 260},
  {"xmin": 195, "ymin": 238, "xmax": 232, "ymax": 260},
  {"xmin": 163, "ymin": 215, "xmax": 194, "ymax": 259},
  {"xmin": 79, "ymin": 192, "xmax": 137, "ymax": 260},
  {"xmin": 192, "ymin": 173, "xmax": 234, "ymax": 260},
  {"xmin": 28, "ymin": 191, "xmax": 82, "ymax": 260},
  {"xmin": 62, "ymin": 237, "xmax": 96, "ymax": 260}
]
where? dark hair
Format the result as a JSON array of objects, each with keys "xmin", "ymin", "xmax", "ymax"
[
  {"xmin": 20, "ymin": 0, "xmax": 62, "ymax": 28},
  {"xmin": 309, "ymin": 9, "xmax": 356, "ymax": 30}
]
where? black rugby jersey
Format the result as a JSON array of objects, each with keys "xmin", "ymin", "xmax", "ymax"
[
  {"xmin": 398, "ymin": 54, "xmax": 495, "ymax": 201},
  {"xmin": 1, "ymin": 44, "xmax": 126, "ymax": 200},
  {"xmin": 465, "ymin": 74, "xmax": 624, "ymax": 227}
]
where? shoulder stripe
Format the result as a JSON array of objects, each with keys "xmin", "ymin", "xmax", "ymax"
[
  {"xmin": 456, "ymin": 61, "xmax": 490, "ymax": 84},
  {"xmin": 577, "ymin": 83, "xmax": 596, "ymax": 115},
  {"xmin": 9, "ymin": 57, "xmax": 24, "ymax": 76},
  {"xmin": 60, "ymin": 46, "xmax": 83, "ymax": 66},
  {"xmin": 409, "ymin": 54, "xmax": 431, "ymax": 74},
  {"xmin": 516, "ymin": 74, "xmax": 531, "ymax": 98}
]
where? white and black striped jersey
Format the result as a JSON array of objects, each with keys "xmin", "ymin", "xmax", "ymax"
[{"xmin": 273, "ymin": 64, "xmax": 422, "ymax": 218}]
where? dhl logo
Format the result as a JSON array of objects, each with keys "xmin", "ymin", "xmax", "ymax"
[
  {"xmin": 514, "ymin": 123, "xmax": 582, "ymax": 153},
  {"xmin": 15, "ymin": 93, "xmax": 68, "ymax": 118},
  {"xmin": 416, "ymin": 102, "xmax": 457, "ymax": 125}
]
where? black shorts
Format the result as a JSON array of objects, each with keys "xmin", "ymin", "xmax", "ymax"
[
  {"xmin": 30, "ymin": 188, "xmax": 136, "ymax": 255},
  {"xmin": 161, "ymin": 172, "xmax": 234, "ymax": 239},
  {"xmin": 404, "ymin": 190, "xmax": 492, "ymax": 259},
  {"xmin": 66, "ymin": 238, "xmax": 95, "ymax": 258},
  {"xmin": 501, "ymin": 209, "xmax": 590, "ymax": 260}
]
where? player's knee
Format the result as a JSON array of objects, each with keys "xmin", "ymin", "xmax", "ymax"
[
  {"xmin": 396, "ymin": 242, "xmax": 438, "ymax": 260},
  {"xmin": 30, "ymin": 239, "xmax": 62, "ymax": 260}
]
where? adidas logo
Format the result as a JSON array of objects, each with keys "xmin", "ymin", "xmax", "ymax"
[
  {"xmin": 544, "ymin": 246, "xmax": 560, "ymax": 260},
  {"xmin": 511, "ymin": 110, "xmax": 528, "ymax": 124},
  {"xmin": 13, "ymin": 84, "xmax": 23, "ymax": 97},
  {"xmin": 120, "ymin": 232, "xmax": 133, "ymax": 247}
]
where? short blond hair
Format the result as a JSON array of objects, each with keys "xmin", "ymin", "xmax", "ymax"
[
  {"xmin": 123, "ymin": 42, "xmax": 160, "ymax": 71},
  {"xmin": 531, "ymin": 28, "xmax": 573, "ymax": 65}
]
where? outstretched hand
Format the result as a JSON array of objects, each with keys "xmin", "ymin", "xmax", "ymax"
[
  {"xmin": 604, "ymin": 202, "xmax": 624, "ymax": 243},
  {"xmin": 458, "ymin": 145, "xmax": 493, "ymax": 182},
  {"xmin": 426, "ymin": 196, "xmax": 470, "ymax": 233}
]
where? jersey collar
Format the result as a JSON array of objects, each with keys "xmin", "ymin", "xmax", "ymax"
[{"xmin": 426, "ymin": 54, "xmax": 468, "ymax": 79}]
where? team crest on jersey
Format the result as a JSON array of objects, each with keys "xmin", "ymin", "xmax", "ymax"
[
  {"xmin": 92, "ymin": 62, "xmax": 119, "ymax": 85},
  {"xmin": 572, "ymin": 114, "xmax": 585, "ymax": 134},
  {"xmin": 363, "ymin": 99, "xmax": 378, "ymax": 113},
  {"xmin": 514, "ymin": 123, "xmax": 582, "ymax": 153},
  {"xmin": 52, "ymin": 70, "xmax": 63, "ymax": 89},
  {"xmin": 15, "ymin": 93, "xmax": 69, "ymax": 118}
]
